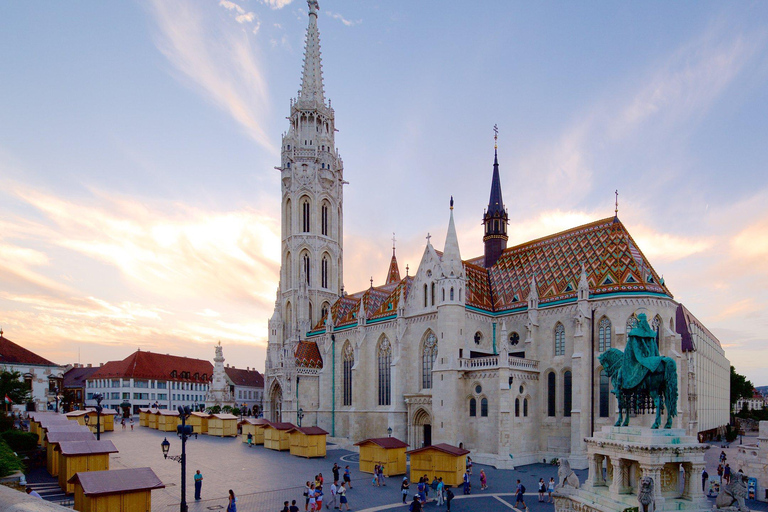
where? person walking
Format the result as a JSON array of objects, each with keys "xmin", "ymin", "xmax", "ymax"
[
  {"xmin": 194, "ymin": 470, "xmax": 203, "ymax": 500},
  {"xmin": 327, "ymin": 480, "xmax": 338, "ymax": 509},
  {"xmin": 480, "ymin": 470, "xmax": 487, "ymax": 491},
  {"xmin": 436, "ymin": 477, "xmax": 444, "ymax": 506},
  {"xmin": 462, "ymin": 470, "xmax": 470, "ymax": 495},
  {"xmin": 129, "ymin": 417, "xmax": 134, "ymax": 430},
  {"xmin": 308, "ymin": 484, "xmax": 317, "ymax": 512},
  {"xmin": 410, "ymin": 495, "xmax": 422, "ymax": 512},
  {"xmin": 466, "ymin": 456, "xmax": 473, "ymax": 475},
  {"xmin": 701, "ymin": 468, "xmax": 708, "ymax": 493},
  {"xmin": 338, "ymin": 482, "xmax": 350, "ymax": 511},
  {"xmin": 304, "ymin": 481, "xmax": 312, "ymax": 511},
  {"xmin": 282, "ymin": 501, "xmax": 291, "ymax": 512},
  {"xmin": 344, "ymin": 466, "xmax": 352, "ymax": 489},
  {"xmin": 538, "ymin": 478, "xmax": 546, "ymax": 502},
  {"xmin": 226, "ymin": 489, "xmax": 237, "ymax": 512},
  {"xmin": 332, "ymin": 463, "xmax": 340, "ymax": 483},
  {"xmin": 514, "ymin": 479, "xmax": 526, "ymax": 509},
  {"xmin": 379, "ymin": 464, "xmax": 386, "ymax": 486},
  {"xmin": 445, "ymin": 487, "xmax": 454, "ymax": 512},
  {"xmin": 316, "ymin": 486, "xmax": 324, "ymax": 511},
  {"xmin": 724, "ymin": 464, "xmax": 731, "ymax": 484},
  {"xmin": 372, "ymin": 465, "xmax": 379, "ymax": 486},
  {"xmin": 547, "ymin": 477, "xmax": 555, "ymax": 503},
  {"xmin": 401, "ymin": 477, "xmax": 410, "ymax": 504}
]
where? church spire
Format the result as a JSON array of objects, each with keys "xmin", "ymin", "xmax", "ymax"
[
  {"xmin": 386, "ymin": 233, "xmax": 401, "ymax": 284},
  {"xmin": 482, "ymin": 125, "xmax": 509, "ymax": 268},
  {"xmin": 299, "ymin": 0, "xmax": 325, "ymax": 105},
  {"xmin": 442, "ymin": 196, "xmax": 463, "ymax": 277}
]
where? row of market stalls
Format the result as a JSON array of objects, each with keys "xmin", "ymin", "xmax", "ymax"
[
  {"xmin": 138, "ymin": 409, "xmax": 240, "ymax": 436},
  {"xmin": 28, "ymin": 411, "xmax": 165, "ymax": 512}
]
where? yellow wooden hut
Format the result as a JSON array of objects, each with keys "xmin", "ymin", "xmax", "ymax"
[
  {"xmin": 147, "ymin": 410, "xmax": 159, "ymax": 429},
  {"xmin": 69, "ymin": 467, "xmax": 165, "ymax": 512},
  {"xmin": 40, "ymin": 422, "xmax": 89, "ymax": 449},
  {"xmin": 31, "ymin": 412, "xmax": 61, "ymax": 441},
  {"xmin": 83, "ymin": 408, "xmax": 118, "ymax": 432},
  {"xmin": 355, "ymin": 437, "xmax": 409, "ymax": 476},
  {"xmin": 157, "ymin": 410, "xmax": 179, "ymax": 432},
  {"xmin": 288, "ymin": 426, "xmax": 329, "ymax": 458},
  {"xmin": 406, "ymin": 443, "xmax": 470, "ymax": 487},
  {"xmin": 208, "ymin": 413, "xmax": 238, "ymax": 437},
  {"xmin": 263, "ymin": 422, "xmax": 296, "ymax": 451},
  {"xmin": 239, "ymin": 418, "xmax": 269, "ymax": 445},
  {"xmin": 65, "ymin": 410, "xmax": 89, "ymax": 426},
  {"xmin": 45, "ymin": 431, "xmax": 95, "ymax": 477},
  {"xmin": 188, "ymin": 412, "xmax": 211, "ymax": 435},
  {"xmin": 58, "ymin": 440, "xmax": 119, "ymax": 494},
  {"xmin": 36, "ymin": 417, "xmax": 71, "ymax": 445},
  {"xmin": 138, "ymin": 408, "xmax": 152, "ymax": 427}
]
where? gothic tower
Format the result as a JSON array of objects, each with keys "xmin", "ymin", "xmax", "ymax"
[
  {"xmin": 266, "ymin": 0, "xmax": 344, "ymax": 421},
  {"xmin": 482, "ymin": 134, "xmax": 508, "ymax": 268}
]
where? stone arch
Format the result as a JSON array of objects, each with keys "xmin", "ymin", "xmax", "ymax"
[
  {"xmin": 554, "ymin": 322, "xmax": 565, "ymax": 356},
  {"xmin": 285, "ymin": 251, "xmax": 292, "ymax": 288},
  {"xmin": 411, "ymin": 407, "xmax": 432, "ymax": 448},
  {"xmin": 321, "ymin": 252, "xmax": 331, "ymax": 289},
  {"xmin": 377, "ymin": 335, "xmax": 392, "ymax": 406},
  {"xmin": 342, "ymin": 340, "xmax": 354, "ymax": 406},
  {"xmin": 268, "ymin": 380, "xmax": 283, "ymax": 422},
  {"xmin": 598, "ymin": 315, "xmax": 612, "ymax": 352},
  {"xmin": 421, "ymin": 329, "xmax": 438, "ymax": 389}
]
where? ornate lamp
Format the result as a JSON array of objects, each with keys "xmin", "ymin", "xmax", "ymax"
[
  {"xmin": 387, "ymin": 427, "xmax": 393, "ymax": 437},
  {"xmin": 161, "ymin": 437, "xmax": 170, "ymax": 458}
]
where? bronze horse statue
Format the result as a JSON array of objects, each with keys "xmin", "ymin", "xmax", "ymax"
[{"xmin": 598, "ymin": 313, "xmax": 678, "ymax": 429}]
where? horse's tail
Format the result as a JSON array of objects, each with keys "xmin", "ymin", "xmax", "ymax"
[{"xmin": 665, "ymin": 359, "xmax": 678, "ymax": 418}]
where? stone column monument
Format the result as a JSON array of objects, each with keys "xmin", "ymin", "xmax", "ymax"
[{"xmin": 204, "ymin": 342, "xmax": 234, "ymax": 408}]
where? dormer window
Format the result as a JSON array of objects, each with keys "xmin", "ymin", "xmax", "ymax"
[{"xmin": 170, "ymin": 370, "xmax": 177, "ymax": 378}]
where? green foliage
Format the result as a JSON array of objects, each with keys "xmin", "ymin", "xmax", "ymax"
[
  {"xmin": 0, "ymin": 369, "xmax": 31, "ymax": 406},
  {"xmin": 0, "ymin": 438, "xmax": 24, "ymax": 478},
  {"xmin": 206, "ymin": 405, "xmax": 221, "ymax": 415},
  {"xmin": 0, "ymin": 412, "xmax": 14, "ymax": 433},
  {"xmin": 221, "ymin": 405, "xmax": 233, "ymax": 413},
  {"xmin": 0, "ymin": 431, "xmax": 38, "ymax": 452},
  {"xmin": 730, "ymin": 366, "xmax": 754, "ymax": 408},
  {"xmin": 231, "ymin": 407, "xmax": 241, "ymax": 417}
]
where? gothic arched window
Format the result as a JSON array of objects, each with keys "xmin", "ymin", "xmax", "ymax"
[
  {"xmin": 626, "ymin": 314, "xmax": 638, "ymax": 333},
  {"xmin": 377, "ymin": 338, "xmax": 392, "ymax": 406},
  {"xmin": 303, "ymin": 253, "xmax": 310, "ymax": 285},
  {"xmin": 469, "ymin": 398, "xmax": 477, "ymax": 417},
  {"xmin": 302, "ymin": 198, "xmax": 310, "ymax": 233},
  {"xmin": 515, "ymin": 398, "xmax": 520, "ymax": 417},
  {"xmin": 321, "ymin": 302, "xmax": 329, "ymax": 323},
  {"xmin": 523, "ymin": 398, "xmax": 529, "ymax": 417},
  {"xmin": 285, "ymin": 252, "xmax": 292, "ymax": 288},
  {"xmin": 563, "ymin": 370, "xmax": 572, "ymax": 417},
  {"xmin": 547, "ymin": 371, "xmax": 556, "ymax": 417},
  {"xmin": 431, "ymin": 283, "xmax": 435, "ymax": 306},
  {"xmin": 321, "ymin": 202, "xmax": 329, "ymax": 236},
  {"xmin": 342, "ymin": 342, "xmax": 353, "ymax": 406},
  {"xmin": 598, "ymin": 317, "xmax": 612, "ymax": 352},
  {"xmin": 422, "ymin": 332, "xmax": 438, "ymax": 389},
  {"xmin": 554, "ymin": 323, "xmax": 565, "ymax": 356},
  {"xmin": 423, "ymin": 284, "xmax": 428, "ymax": 307},
  {"xmin": 321, "ymin": 255, "xmax": 329, "ymax": 289},
  {"xmin": 480, "ymin": 397, "xmax": 488, "ymax": 417},
  {"xmin": 285, "ymin": 198, "xmax": 292, "ymax": 234},
  {"xmin": 450, "ymin": 287, "xmax": 454, "ymax": 301},
  {"xmin": 599, "ymin": 369, "xmax": 610, "ymax": 417}
]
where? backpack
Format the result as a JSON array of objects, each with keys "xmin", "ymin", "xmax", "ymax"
[{"xmin": 520, "ymin": 485, "xmax": 526, "ymax": 494}]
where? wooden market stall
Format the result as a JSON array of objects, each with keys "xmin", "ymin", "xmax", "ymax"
[
  {"xmin": 46, "ymin": 431, "xmax": 96, "ymax": 477},
  {"xmin": 147, "ymin": 410, "xmax": 159, "ymax": 429},
  {"xmin": 69, "ymin": 467, "xmax": 165, "ymax": 512},
  {"xmin": 35, "ymin": 416, "xmax": 71, "ymax": 445},
  {"xmin": 30, "ymin": 412, "xmax": 61, "ymax": 440},
  {"xmin": 65, "ymin": 410, "xmax": 89, "ymax": 426},
  {"xmin": 239, "ymin": 418, "xmax": 269, "ymax": 445},
  {"xmin": 406, "ymin": 443, "xmax": 470, "ymax": 487},
  {"xmin": 207, "ymin": 413, "xmax": 238, "ymax": 437},
  {"xmin": 138, "ymin": 408, "xmax": 152, "ymax": 427},
  {"xmin": 288, "ymin": 426, "xmax": 329, "ymax": 458},
  {"xmin": 188, "ymin": 412, "xmax": 211, "ymax": 435},
  {"xmin": 58, "ymin": 440, "xmax": 119, "ymax": 494},
  {"xmin": 83, "ymin": 409, "xmax": 118, "ymax": 432},
  {"xmin": 263, "ymin": 422, "xmax": 296, "ymax": 451},
  {"xmin": 156, "ymin": 410, "xmax": 179, "ymax": 432},
  {"xmin": 40, "ymin": 421, "xmax": 89, "ymax": 448},
  {"xmin": 355, "ymin": 437, "xmax": 409, "ymax": 476}
]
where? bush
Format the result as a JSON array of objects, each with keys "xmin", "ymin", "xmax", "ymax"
[
  {"xmin": 1, "ymin": 431, "xmax": 38, "ymax": 452},
  {"xmin": 0, "ymin": 412, "xmax": 13, "ymax": 433},
  {"xmin": 725, "ymin": 425, "xmax": 738, "ymax": 443},
  {"xmin": 0, "ymin": 438, "xmax": 24, "ymax": 478}
]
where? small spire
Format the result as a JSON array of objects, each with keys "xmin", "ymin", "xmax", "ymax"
[
  {"xmin": 442, "ymin": 197, "xmax": 463, "ymax": 277},
  {"xmin": 494, "ymin": 123, "xmax": 498, "ymax": 150},
  {"xmin": 370, "ymin": 276, "xmax": 374, "ymax": 288},
  {"xmin": 615, "ymin": 189, "xmax": 619, "ymax": 217},
  {"xmin": 392, "ymin": 232, "xmax": 396, "ymax": 256},
  {"xmin": 450, "ymin": 196, "xmax": 454, "ymax": 210},
  {"xmin": 299, "ymin": 0, "xmax": 325, "ymax": 103},
  {"xmin": 386, "ymin": 234, "xmax": 401, "ymax": 284},
  {"xmin": 406, "ymin": 264, "xmax": 409, "ymax": 276}
]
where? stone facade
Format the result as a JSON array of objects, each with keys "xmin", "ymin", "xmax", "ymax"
[{"xmin": 735, "ymin": 420, "xmax": 768, "ymax": 502}]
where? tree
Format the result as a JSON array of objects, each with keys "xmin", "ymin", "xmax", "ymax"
[
  {"xmin": 730, "ymin": 366, "xmax": 753, "ymax": 410},
  {"xmin": 0, "ymin": 369, "xmax": 31, "ymax": 406}
]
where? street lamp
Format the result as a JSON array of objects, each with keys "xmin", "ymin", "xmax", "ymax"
[
  {"xmin": 160, "ymin": 406, "xmax": 197, "ymax": 512},
  {"xmin": 387, "ymin": 427, "xmax": 392, "ymax": 438},
  {"xmin": 297, "ymin": 408, "xmax": 304, "ymax": 427},
  {"xmin": 94, "ymin": 393, "xmax": 103, "ymax": 441}
]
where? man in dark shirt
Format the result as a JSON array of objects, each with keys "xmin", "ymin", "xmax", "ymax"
[{"xmin": 332, "ymin": 463, "xmax": 340, "ymax": 483}]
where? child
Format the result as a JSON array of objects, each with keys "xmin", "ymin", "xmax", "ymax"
[{"xmin": 480, "ymin": 470, "xmax": 487, "ymax": 491}]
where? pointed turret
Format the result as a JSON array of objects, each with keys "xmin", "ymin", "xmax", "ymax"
[
  {"xmin": 442, "ymin": 197, "xmax": 463, "ymax": 277},
  {"xmin": 386, "ymin": 234, "xmax": 401, "ymax": 284},
  {"xmin": 299, "ymin": 0, "xmax": 325, "ymax": 105},
  {"xmin": 483, "ymin": 127, "xmax": 509, "ymax": 268}
]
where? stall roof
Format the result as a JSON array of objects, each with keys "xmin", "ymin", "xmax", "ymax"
[
  {"xmin": 85, "ymin": 408, "xmax": 118, "ymax": 416},
  {"xmin": 211, "ymin": 414, "xmax": 238, "ymax": 420},
  {"xmin": 38, "ymin": 418, "xmax": 72, "ymax": 428},
  {"xmin": 190, "ymin": 412, "xmax": 212, "ymax": 418},
  {"xmin": 46, "ymin": 431, "xmax": 95, "ymax": 444},
  {"xmin": 406, "ymin": 443, "xmax": 470, "ymax": 456},
  {"xmin": 43, "ymin": 424, "xmax": 92, "ymax": 434},
  {"xmin": 68, "ymin": 467, "xmax": 165, "ymax": 496},
  {"xmin": 288, "ymin": 426, "xmax": 329, "ymax": 435},
  {"xmin": 266, "ymin": 422, "xmax": 297, "ymax": 431},
  {"xmin": 354, "ymin": 437, "xmax": 409, "ymax": 449},
  {"xmin": 58, "ymin": 440, "xmax": 119, "ymax": 456},
  {"xmin": 65, "ymin": 410, "xmax": 88, "ymax": 417},
  {"xmin": 238, "ymin": 418, "xmax": 270, "ymax": 426},
  {"xmin": 157, "ymin": 410, "xmax": 179, "ymax": 417}
]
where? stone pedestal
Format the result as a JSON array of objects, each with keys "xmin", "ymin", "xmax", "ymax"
[{"xmin": 554, "ymin": 426, "xmax": 710, "ymax": 512}]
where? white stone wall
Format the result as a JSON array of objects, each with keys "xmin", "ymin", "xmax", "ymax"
[
  {"xmin": 85, "ymin": 377, "xmax": 208, "ymax": 413},
  {"xmin": 2, "ymin": 362, "xmax": 65, "ymax": 412}
]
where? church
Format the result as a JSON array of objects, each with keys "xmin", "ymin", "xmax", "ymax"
[{"xmin": 264, "ymin": 1, "xmax": 730, "ymax": 469}]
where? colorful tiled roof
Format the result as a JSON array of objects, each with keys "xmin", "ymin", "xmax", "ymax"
[
  {"xmin": 465, "ymin": 217, "xmax": 671, "ymax": 312},
  {"xmin": 0, "ymin": 334, "xmax": 58, "ymax": 366},
  {"xmin": 386, "ymin": 252, "xmax": 401, "ymax": 284},
  {"xmin": 87, "ymin": 350, "xmax": 213, "ymax": 383},
  {"xmin": 295, "ymin": 341, "xmax": 323, "ymax": 369},
  {"xmin": 224, "ymin": 366, "xmax": 265, "ymax": 388}
]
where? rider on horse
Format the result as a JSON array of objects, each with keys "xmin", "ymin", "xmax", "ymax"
[{"xmin": 621, "ymin": 313, "xmax": 662, "ymax": 389}]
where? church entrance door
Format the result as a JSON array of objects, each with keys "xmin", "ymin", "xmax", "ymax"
[
  {"xmin": 423, "ymin": 424, "xmax": 432, "ymax": 446},
  {"xmin": 412, "ymin": 408, "xmax": 432, "ymax": 448}
]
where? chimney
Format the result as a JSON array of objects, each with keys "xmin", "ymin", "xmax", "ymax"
[
  {"xmin": 87, "ymin": 364, "xmax": 92, "ymax": 368},
  {"xmin": 100, "ymin": 363, "xmax": 104, "ymax": 366}
]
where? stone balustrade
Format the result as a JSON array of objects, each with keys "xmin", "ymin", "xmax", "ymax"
[{"xmin": 458, "ymin": 355, "xmax": 539, "ymax": 371}]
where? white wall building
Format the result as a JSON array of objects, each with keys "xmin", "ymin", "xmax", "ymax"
[{"xmin": 0, "ymin": 330, "xmax": 66, "ymax": 412}]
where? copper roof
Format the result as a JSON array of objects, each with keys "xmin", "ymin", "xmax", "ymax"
[
  {"xmin": 58, "ymin": 440, "xmax": 119, "ymax": 456},
  {"xmin": 288, "ymin": 426, "xmax": 328, "ymax": 435},
  {"xmin": 295, "ymin": 341, "xmax": 323, "ymax": 369},
  {"xmin": 224, "ymin": 366, "xmax": 264, "ymax": 388},
  {"xmin": 354, "ymin": 437, "xmax": 408, "ymax": 449},
  {"xmin": 88, "ymin": 350, "xmax": 212, "ymax": 382},
  {"xmin": 68, "ymin": 467, "xmax": 164, "ymax": 496},
  {"xmin": 406, "ymin": 443, "xmax": 469, "ymax": 456},
  {"xmin": 46, "ymin": 431, "xmax": 96, "ymax": 444},
  {"xmin": 0, "ymin": 334, "xmax": 58, "ymax": 366}
]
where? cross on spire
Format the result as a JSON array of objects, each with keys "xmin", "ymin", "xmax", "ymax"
[
  {"xmin": 392, "ymin": 232, "xmax": 396, "ymax": 254},
  {"xmin": 493, "ymin": 124, "xmax": 498, "ymax": 150},
  {"xmin": 615, "ymin": 189, "xmax": 619, "ymax": 217},
  {"xmin": 426, "ymin": 232, "xmax": 431, "ymax": 244}
]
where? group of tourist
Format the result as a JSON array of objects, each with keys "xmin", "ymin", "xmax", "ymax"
[{"xmin": 290, "ymin": 464, "xmax": 352, "ymax": 512}]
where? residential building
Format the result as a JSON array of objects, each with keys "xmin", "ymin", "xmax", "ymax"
[{"xmin": 62, "ymin": 364, "xmax": 99, "ymax": 411}]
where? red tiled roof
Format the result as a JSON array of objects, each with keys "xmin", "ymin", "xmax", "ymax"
[
  {"xmin": 63, "ymin": 366, "xmax": 99, "ymax": 389},
  {"xmin": 0, "ymin": 334, "xmax": 58, "ymax": 366},
  {"xmin": 295, "ymin": 341, "xmax": 323, "ymax": 369},
  {"xmin": 68, "ymin": 467, "xmax": 164, "ymax": 496},
  {"xmin": 354, "ymin": 437, "xmax": 408, "ymax": 449},
  {"xmin": 406, "ymin": 443, "xmax": 469, "ymax": 456},
  {"xmin": 288, "ymin": 426, "xmax": 328, "ymax": 435},
  {"xmin": 224, "ymin": 366, "xmax": 264, "ymax": 388},
  {"xmin": 87, "ymin": 350, "xmax": 213, "ymax": 383}
]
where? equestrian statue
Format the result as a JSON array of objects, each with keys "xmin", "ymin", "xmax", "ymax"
[{"xmin": 598, "ymin": 313, "xmax": 678, "ymax": 429}]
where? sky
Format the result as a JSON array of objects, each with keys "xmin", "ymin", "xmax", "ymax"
[{"xmin": 1, "ymin": 1, "xmax": 767, "ymax": 384}]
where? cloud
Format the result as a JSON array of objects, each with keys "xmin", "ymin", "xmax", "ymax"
[
  {"xmin": 236, "ymin": 12, "xmax": 256, "ymax": 24},
  {"xmin": 147, "ymin": 0, "xmax": 275, "ymax": 153},
  {"xmin": 260, "ymin": 0, "xmax": 294, "ymax": 9},
  {"xmin": 327, "ymin": 12, "xmax": 361, "ymax": 27}
]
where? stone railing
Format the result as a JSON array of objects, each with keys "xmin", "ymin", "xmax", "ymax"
[
  {"xmin": 508, "ymin": 356, "xmax": 539, "ymax": 371},
  {"xmin": 296, "ymin": 367, "xmax": 320, "ymax": 376},
  {"xmin": 458, "ymin": 355, "xmax": 539, "ymax": 372}
]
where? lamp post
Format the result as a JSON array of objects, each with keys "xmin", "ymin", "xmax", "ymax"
[
  {"xmin": 94, "ymin": 393, "xmax": 103, "ymax": 441},
  {"xmin": 161, "ymin": 406, "xmax": 196, "ymax": 512},
  {"xmin": 387, "ymin": 427, "xmax": 392, "ymax": 438},
  {"xmin": 297, "ymin": 408, "xmax": 304, "ymax": 427}
]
